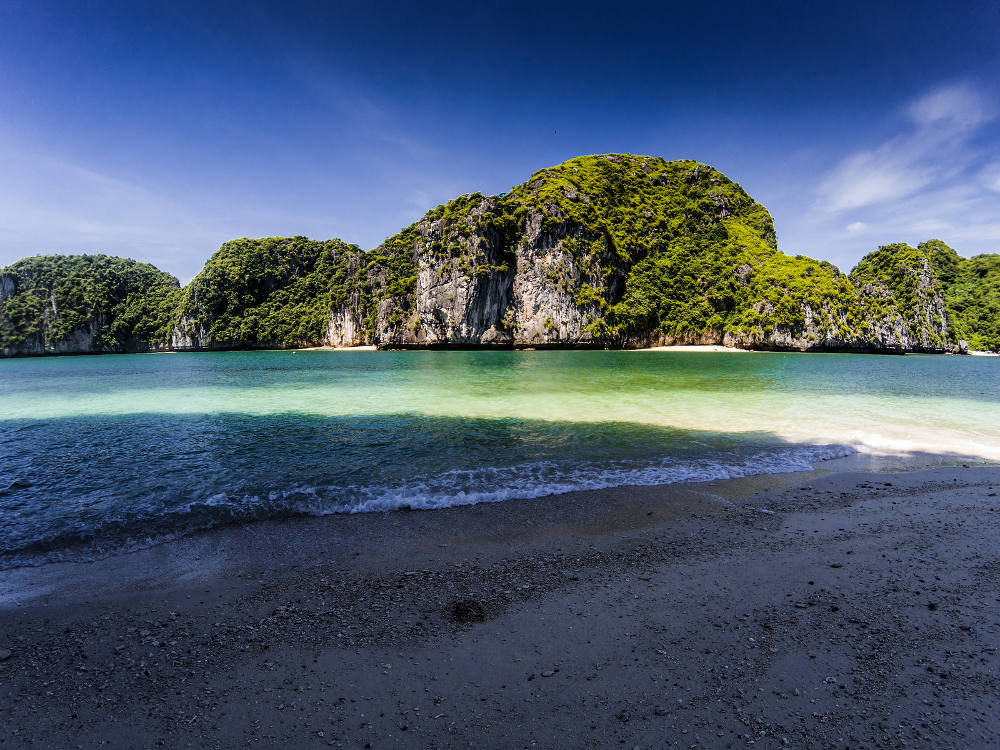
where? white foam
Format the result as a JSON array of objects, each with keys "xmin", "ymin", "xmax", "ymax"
[
  {"xmin": 0, "ymin": 443, "xmax": 862, "ymax": 570},
  {"xmin": 850, "ymin": 433, "xmax": 1000, "ymax": 462},
  {"xmin": 299, "ymin": 443, "xmax": 858, "ymax": 514}
]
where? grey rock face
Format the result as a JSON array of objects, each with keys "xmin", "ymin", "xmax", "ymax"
[
  {"xmin": 908, "ymin": 259, "xmax": 951, "ymax": 351},
  {"xmin": 326, "ymin": 306, "xmax": 363, "ymax": 347},
  {"xmin": 169, "ymin": 315, "xmax": 209, "ymax": 350},
  {"xmin": 327, "ymin": 223, "xmax": 960, "ymax": 353},
  {"xmin": 1, "ymin": 271, "xmax": 111, "ymax": 356},
  {"xmin": 326, "ymin": 201, "xmax": 957, "ymax": 353},
  {"xmin": 0, "ymin": 273, "xmax": 15, "ymax": 300},
  {"xmin": 347, "ymin": 198, "xmax": 626, "ymax": 349},
  {"xmin": 410, "ymin": 198, "xmax": 516, "ymax": 346}
]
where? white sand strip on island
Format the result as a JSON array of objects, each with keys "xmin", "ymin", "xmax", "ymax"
[
  {"xmin": 968, "ymin": 350, "xmax": 1000, "ymax": 357},
  {"xmin": 293, "ymin": 345, "xmax": 378, "ymax": 351},
  {"xmin": 634, "ymin": 344, "xmax": 749, "ymax": 352}
]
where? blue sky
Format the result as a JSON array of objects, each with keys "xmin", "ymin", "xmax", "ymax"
[{"xmin": 1, "ymin": 0, "xmax": 998, "ymax": 282}]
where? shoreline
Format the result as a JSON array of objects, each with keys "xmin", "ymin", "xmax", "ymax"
[
  {"xmin": 0, "ymin": 449, "xmax": 964, "ymax": 580},
  {"xmin": 7, "ymin": 343, "xmax": 995, "ymax": 359},
  {"xmin": 633, "ymin": 344, "xmax": 750, "ymax": 353},
  {"xmin": 3, "ymin": 455, "xmax": 999, "ymax": 747}
]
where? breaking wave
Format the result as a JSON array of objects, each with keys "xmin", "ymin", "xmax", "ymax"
[{"xmin": 0, "ymin": 442, "xmax": 854, "ymax": 569}]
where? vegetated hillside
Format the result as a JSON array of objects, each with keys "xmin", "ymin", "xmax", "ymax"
[
  {"xmin": 2, "ymin": 155, "xmax": 995, "ymax": 357},
  {"xmin": 848, "ymin": 242, "xmax": 951, "ymax": 351},
  {"xmin": 847, "ymin": 239, "xmax": 1000, "ymax": 352},
  {"xmin": 169, "ymin": 236, "xmax": 366, "ymax": 350},
  {"xmin": 0, "ymin": 255, "xmax": 180, "ymax": 356},
  {"xmin": 335, "ymin": 154, "xmax": 945, "ymax": 351},
  {"xmin": 921, "ymin": 239, "xmax": 1000, "ymax": 351}
]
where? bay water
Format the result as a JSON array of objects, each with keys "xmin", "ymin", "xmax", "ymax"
[{"xmin": 2, "ymin": 349, "xmax": 998, "ymax": 567}]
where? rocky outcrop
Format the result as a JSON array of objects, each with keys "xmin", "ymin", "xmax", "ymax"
[
  {"xmin": 908, "ymin": 258, "xmax": 951, "ymax": 351},
  {"xmin": 167, "ymin": 236, "xmax": 365, "ymax": 352},
  {"xmin": 168, "ymin": 315, "xmax": 207, "ymax": 350},
  {"xmin": 356, "ymin": 195, "xmax": 622, "ymax": 348}
]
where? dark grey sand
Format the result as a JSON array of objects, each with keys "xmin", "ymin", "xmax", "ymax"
[{"xmin": 2, "ymin": 458, "xmax": 1000, "ymax": 749}]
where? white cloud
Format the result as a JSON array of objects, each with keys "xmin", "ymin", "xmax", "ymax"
[
  {"xmin": 785, "ymin": 82, "xmax": 1000, "ymax": 267},
  {"xmin": 815, "ymin": 83, "xmax": 992, "ymax": 215},
  {"xmin": 981, "ymin": 162, "xmax": 1000, "ymax": 193},
  {"xmin": 818, "ymin": 146, "xmax": 933, "ymax": 212},
  {"xmin": 907, "ymin": 83, "xmax": 990, "ymax": 129}
]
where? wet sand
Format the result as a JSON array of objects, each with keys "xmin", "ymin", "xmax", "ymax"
[{"xmin": 2, "ymin": 459, "xmax": 999, "ymax": 749}]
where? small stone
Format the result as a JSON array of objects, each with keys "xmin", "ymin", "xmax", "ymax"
[
  {"xmin": 451, "ymin": 599, "xmax": 486, "ymax": 623},
  {"xmin": 541, "ymin": 670, "xmax": 554, "ymax": 677},
  {"xmin": 0, "ymin": 648, "xmax": 11, "ymax": 661}
]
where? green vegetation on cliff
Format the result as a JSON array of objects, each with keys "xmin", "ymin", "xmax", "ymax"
[
  {"xmin": 396, "ymin": 154, "xmax": 872, "ymax": 344},
  {"xmin": 510, "ymin": 156, "xmax": 781, "ymax": 339},
  {"xmin": 2, "ymin": 155, "xmax": 998, "ymax": 355},
  {"xmin": 919, "ymin": 239, "xmax": 1000, "ymax": 351},
  {"xmin": 0, "ymin": 255, "xmax": 180, "ymax": 354},
  {"xmin": 844, "ymin": 239, "xmax": 1000, "ymax": 351},
  {"xmin": 175, "ymin": 236, "xmax": 364, "ymax": 347},
  {"xmin": 850, "ymin": 243, "xmax": 940, "ymax": 311},
  {"xmin": 848, "ymin": 242, "xmax": 950, "ymax": 349}
]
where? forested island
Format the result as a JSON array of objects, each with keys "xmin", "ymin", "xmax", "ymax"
[{"xmin": 1, "ymin": 154, "xmax": 998, "ymax": 357}]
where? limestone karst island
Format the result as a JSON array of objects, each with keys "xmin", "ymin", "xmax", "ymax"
[{"xmin": 3, "ymin": 155, "xmax": 999, "ymax": 358}]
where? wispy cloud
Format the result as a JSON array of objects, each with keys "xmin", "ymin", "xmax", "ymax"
[
  {"xmin": 400, "ymin": 190, "xmax": 433, "ymax": 223},
  {"xmin": 0, "ymin": 138, "xmax": 214, "ymax": 277},
  {"xmin": 981, "ymin": 161, "xmax": 1000, "ymax": 193},
  {"xmin": 908, "ymin": 84, "xmax": 991, "ymax": 129},
  {"xmin": 784, "ymin": 83, "xmax": 1000, "ymax": 266},
  {"xmin": 0, "ymin": 131, "xmax": 339, "ymax": 282},
  {"xmin": 815, "ymin": 83, "xmax": 991, "ymax": 214}
]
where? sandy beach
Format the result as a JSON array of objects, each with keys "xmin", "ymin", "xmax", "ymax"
[
  {"xmin": 634, "ymin": 345, "xmax": 750, "ymax": 353},
  {"xmin": 2, "ymin": 458, "xmax": 999, "ymax": 749}
]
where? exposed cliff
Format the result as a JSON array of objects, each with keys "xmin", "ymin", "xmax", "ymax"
[{"xmin": 0, "ymin": 255, "xmax": 180, "ymax": 357}]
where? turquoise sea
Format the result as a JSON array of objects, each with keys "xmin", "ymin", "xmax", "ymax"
[{"xmin": 1, "ymin": 350, "xmax": 999, "ymax": 568}]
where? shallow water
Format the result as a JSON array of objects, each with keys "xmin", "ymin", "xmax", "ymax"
[{"xmin": 1, "ymin": 349, "xmax": 998, "ymax": 566}]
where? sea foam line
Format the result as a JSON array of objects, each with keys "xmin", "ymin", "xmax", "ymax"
[
  {"xmin": 317, "ymin": 443, "xmax": 857, "ymax": 513},
  {"xmin": 0, "ymin": 442, "xmax": 855, "ymax": 569}
]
